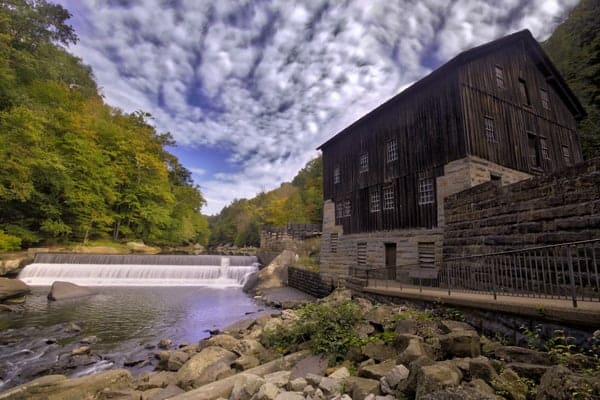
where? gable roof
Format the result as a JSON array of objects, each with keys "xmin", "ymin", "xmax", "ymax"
[{"xmin": 318, "ymin": 29, "xmax": 586, "ymax": 150}]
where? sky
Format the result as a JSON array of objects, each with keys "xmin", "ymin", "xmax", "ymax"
[{"xmin": 56, "ymin": 0, "xmax": 578, "ymax": 215}]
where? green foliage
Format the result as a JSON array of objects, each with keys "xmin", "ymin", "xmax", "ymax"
[
  {"xmin": 545, "ymin": 329, "xmax": 576, "ymax": 365},
  {"xmin": 520, "ymin": 324, "xmax": 542, "ymax": 350},
  {"xmin": 0, "ymin": 1, "xmax": 210, "ymax": 250},
  {"xmin": 209, "ymin": 156, "xmax": 323, "ymax": 247},
  {"xmin": 0, "ymin": 230, "xmax": 21, "ymax": 251},
  {"xmin": 543, "ymin": 0, "xmax": 600, "ymax": 159},
  {"xmin": 262, "ymin": 300, "xmax": 366, "ymax": 360},
  {"xmin": 394, "ymin": 309, "xmax": 436, "ymax": 322}
]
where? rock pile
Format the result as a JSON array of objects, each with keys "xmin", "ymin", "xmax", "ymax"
[{"xmin": 1, "ymin": 289, "xmax": 598, "ymax": 400}]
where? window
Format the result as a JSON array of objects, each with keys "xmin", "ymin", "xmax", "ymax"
[
  {"xmin": 386, "ymin": 140, "xmax": 398, "ymax": 162},
  {"xmin": 519, "ymin": 78, "xmax": 531, "ymax": 105},
  {"xmin": 540, "ymin": 138, "xmax": 550, "ymax": 160},
  {"xmin": 418, "ymin": 178, "xmax": 435, "ymax": 205},
  {"xmin": 540, "ymin": 88, "xmax": 550, "ymax": 110},
  {"xmin": 527, "ymin": 132, "xmax": 540, "ymax": 167},
  {"xmin": 343, "ymin": 199, "xmax": 351, "ymax": 217},
  {"xmin": 562, "ymin": 145, "xmax": 571, "ymax": 165},
  {"xmin": 359, "ymin": 153, "xmax": 369, "ymax": 173},
  {"xmin": 333, "ymin": 165, "xmax": 341, "ymax": 184},
  {"xmin": 418, "ymin": 242, "xmax": 436, "ymax": 269},
  {"xmin": 484, "ymin": 116, "xmax": 497, "ymax": 143},
  {"xmin": 494, "ymin": 66, "xmax": 504, "ymax": 89},
  {"xmin": 330, "ymin": 233, "xmax": 338, "ymax": 253},
  {"xmin": 335, "ymin": 202, "xmax": 342, "ymax": 221},
  {"xmin": 369, "ymin": 189, "xmax": 380, "ymax": 213},
  {"xmin": 383, "ymin": 185, "xmax": 395, "ymax": 210},
  {"xmin": 357, "ymin": 242, "xmax": 367, "ymax": 265}
]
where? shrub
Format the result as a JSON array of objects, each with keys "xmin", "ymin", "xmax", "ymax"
[
  {"xmin": 262, "ymin": 300, "xmax": 366, "ymax": 360},
  {"xmin": 0, "ymin": 230, "xmax": 22, "ymax": 252}
]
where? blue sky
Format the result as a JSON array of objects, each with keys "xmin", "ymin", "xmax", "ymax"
[{"xmin": 56, "ymin": 0, "xmax": 577, "ymax": 214}]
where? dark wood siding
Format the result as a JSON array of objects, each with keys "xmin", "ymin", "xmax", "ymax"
[
  {"xmin": 322, "ymin": 71, "xmax": 464, "ymax": 234},
  {"xmin": 458, "ymin": 40, "xmax": 582, "ymax": 172}
]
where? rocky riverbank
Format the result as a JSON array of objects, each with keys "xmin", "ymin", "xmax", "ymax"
[{"xmin": 1, "ymin": 289, "xmax": 598, "ymax": 400}]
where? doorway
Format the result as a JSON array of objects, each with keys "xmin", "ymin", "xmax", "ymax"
[{"xmin": 385, "ymin": 243, "xmax": 397, "ymax": 280}]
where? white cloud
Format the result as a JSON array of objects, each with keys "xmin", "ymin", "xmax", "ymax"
[{"xmin": 57, "ymin": 0, "xmax": 578, "ymax": 214}]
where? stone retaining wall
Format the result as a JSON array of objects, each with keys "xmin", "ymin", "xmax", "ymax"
[
  {"xmin": 287, "ymin": 267, "xmax": 333, "ymax": 298},
  {"xmin": 444, "ymin": 157, "xmax": 600, "ymax": 258}
]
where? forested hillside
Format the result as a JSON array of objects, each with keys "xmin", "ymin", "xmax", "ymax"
[
  {"xmin": 209, "ymin": 156, "xmax": 322, "ymax": 247},
  {"xmin": 0, "ymin": 0, "xmax": 209, "ymax": 250},
  {"xmin": 543, "ymin": 0, "xmax": 600, "ymax": 158}
]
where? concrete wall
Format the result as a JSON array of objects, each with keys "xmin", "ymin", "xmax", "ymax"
[{"xmin": 444, "ymin": 157, "xmax": 600, "ymax": 258}]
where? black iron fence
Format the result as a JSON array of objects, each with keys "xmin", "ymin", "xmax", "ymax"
[{"xmin": 365, "ymin": 239, "xmax": 600, "ymax": 307}]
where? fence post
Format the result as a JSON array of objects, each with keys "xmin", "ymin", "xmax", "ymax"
[
  {"xmin": 567, "ymin": 247, "xmax": 578, "ymax": 308},
  {"xmin": 446, "ymin": 261, "xmax": 451, "ymax": 296},
  {"xmin": 491, "ymin": 257, "xmax": 497, "ymax": 300}
]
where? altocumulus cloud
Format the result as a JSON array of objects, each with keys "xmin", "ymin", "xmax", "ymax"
[{"xmin": 57, "ymin": 0, "xmax": 577, "ymax": 214}]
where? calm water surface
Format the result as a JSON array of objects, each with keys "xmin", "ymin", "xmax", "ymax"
[{"xmin": 0, "ymin": 286, "xmax": 271, "ymax": 389}]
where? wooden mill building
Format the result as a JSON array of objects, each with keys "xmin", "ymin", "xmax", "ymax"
[{"xmin": 317, "ymin": 29, "xmax": 586, "ymax": 286}]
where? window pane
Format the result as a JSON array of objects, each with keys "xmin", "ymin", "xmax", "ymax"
[
  {"xmin": 541, "ymin": 138, "xmax": 550, "ymax": 160},
  {"xmin": 386, "ymin": 140, "xmax": 398, "ymax": 162},
  {"xmin": 370, "ymin": 190, "xmax": 380, "ymax": 212},
  {"xmin": 383, "ymin": 186, "xmax": 395, "ymax": 210},
  {"xmin": 495, "ymin": 66, "xmax": 504, "ymax": 89},
  {"xmin": 359, "ymin": 153, "xmax": 369, "ymax": 173},
  {"xmin": 484, "ymin": 116, "xmax": 497, "ymax": 143},
  {"xmin": 418, "ymin": 178, "xmax": 435, "ymax": 205},
  {"xmin": 334, "ymin": 165, "xmax": 341, "ymax": 184}
]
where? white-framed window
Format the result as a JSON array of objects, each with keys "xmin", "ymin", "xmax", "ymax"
[
  {"xmin": 333, "ymin": 165, "xmax": 341, "ymax": 184},
  {"xmin": 359, "ymin": 153, "xmax": 369, "ymax": 173},
  {"xmin": 562, "ymin": 145, "xmax": 571, "ymax": 165},
  {"xmin": 540, "ymin": 88, "xmax": 550, "ymax": 110},
  {"xmin": 541, "ymin": 138, "xmax": 550, "ymax": 160},
  {"xmin": 386, "ymin": 139, "xmax": 398, "ymax": 162},
  {"xmin": 369, "ymin": 189, "xmax": 380, "ymax": 213},
  {"xmin": 484, "ymin": 116, "xmax": 497, "ymax": 143},
  {"xmin": 418, "ymin": 178, "xmax": 435, "ymax": 205},
  {"xmin": 343, "ymin": 199, "xmax": 351, "ymax": 217},
  {"xmin": 495, "ymin": 65, "xmax": 504, "ymax": 89},
  {"xmin": 383, "ymin": 185, "xmax": 395, "ymax": 210}
]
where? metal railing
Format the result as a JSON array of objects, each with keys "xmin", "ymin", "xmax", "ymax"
[{"xmin": 365, "ymin": 239, "xmax": 600, "ymax": 307}]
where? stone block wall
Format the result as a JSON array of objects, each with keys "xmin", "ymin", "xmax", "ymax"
[
  {"xmin": 444, "ymin": 157, "xmax": 600, "ymax": 258},
  {"xmin": 288, "ymin": 267, "xmax": 333, "ymax": 298}
]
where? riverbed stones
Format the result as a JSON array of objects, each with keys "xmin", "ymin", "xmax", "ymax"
[
  {"xmin": 289, "ymin": 355, "xmax": 328, "ymax": 379},
  {"xmin": 381, "ymin": 364, "xmax": 409, "ymax": 391},
  {"xmin": 256, "ymin": 382, "xmax": 280, "ymax": 400},
  {"xmin": 176, "ymin": 346, "xmax": 237, "ymax": 390},
  {"xmin": 230, "ymin": 373, "xmax": 265, "ymax": 400},
  {"xmin": 167, "ymin": 351, "xmax": 190, "ymax": 371},
  {"xmin": 344, "ymin": 376, "xmax": 380, "ymax": 400},
  {"xmin": 0, "ymin": 278, "xmax": 30, "ymax": 301},
  {"xmin": 439, "ymin": 330, "xmax": 481, "ymax": 358},
  {"xmin": 490, "ymin": 368, "xmax": 528, "ymax": 400},
  {"xmin": 47, "ymin": 281, "xmax": 97, "ymax": 301},
  {"xmin": 232, "ymin": 354, "xmax": 260, "ymax": 370},
  {"xmin": 468, "ymin": 356, "xmax": 498, "ymax": 382},
  {"xmin": 415, "ymin": 361, "xmax": 463, "ymax": 399},
  {"xmin": 358, "ymin": 359, "xmax": 396, "ymax": 380}
]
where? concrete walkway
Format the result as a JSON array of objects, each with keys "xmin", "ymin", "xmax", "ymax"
[{"xmin": 365, "ymin": 279, "xmax": 600, "ymax": 326}]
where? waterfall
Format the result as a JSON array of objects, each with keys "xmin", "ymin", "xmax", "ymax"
[{"xmin": 18, "ymin": 254, "xmax": 259, "ymax": 287}]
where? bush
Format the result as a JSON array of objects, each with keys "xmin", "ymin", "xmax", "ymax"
[
  {"xmin": 262, "ymin": 300, "xmax": 366, "ymax": 360},
  {"xmin": 0, "ymin": 230, "xmax": 22, "ymax": 252}
]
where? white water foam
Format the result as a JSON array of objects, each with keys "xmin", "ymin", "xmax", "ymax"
[{"xmin": 18, "ymin": 262, "xmax": 258, "ymax": 287}]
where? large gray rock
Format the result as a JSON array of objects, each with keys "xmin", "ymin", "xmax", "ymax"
[
  {"xmin": 135, "ymin": 371, "xmax": 177, "ymax": 391},
  {"xmin": 254, "ymin": 250, "xmax": 296, "ymax": 292},
  {"xmin": 506, "ymin": 362, "xmax": 551, "ymax": 382},
  {"xmin": 147, "ymin": 384, "xmax": 185, "ymax": 400},
  {"xmin": 256, "ymin": 382, "xmax": 280, "ymax": 400},
  {"xmin": 468, "ymin": 356, "xmax": 498, "ymax": 382},
  {"xmin": 494, "ymin": 346, "xmax": 551, "ymax": 365},
  {"xmin": 439, "ymin": 330, "xmax": 480, "ymax": 358},
  {"xmin": 167, "ymin": 350, "xmax": 190, "ymax": 371},
  {"xmin": 344, "ymin": 376, "xmax": 381, "ymax": 400},
  {"xmin": 176, "ymin": 346, "xmax": 237, "ymax": 389},
  {"xmin": 415, "ymin": 361, "xmax": 463, "ymax": 399},
  {"xmin": 230, "ymin": 373, "xmax": 265, "ymax": 400},
  {"xmin": 397, "ymin": 337, "xmax": 429, "ymax": 365},
  {"xmin": 362, "ymin": 341, "xmax": 399, "ymax": 362},
  {"xmin": 490, "ymin": 369, "xmax": 527, "ymax": 400},
  {"xmin": 198, "ymin": 334, "xmax": 240, "ymax": 352},
  {"xmin": 364, "ymin": 305, "xmax": 395, "ymax": 329},
  {"xmin": 0, "ymin": 369, "xmax": 132, "ymax": 400},
  {"xmin": 382, "ymin": 364, "xmax": 410, "ymax": 389},
  {"xmin": 242, "ymin": 272, "xmax": 259, "ymax": 293},
  {"xmin": 0, "ymin": 278, "xmax": 30, "ymax": 301},
  {"xmin": 536, "ymin": 365, "xmax": 600, "ymax": 400},
  {"xmin": 289, "ymin": 355, "xmax": 328, "ymax": 379},
  {"xmin": 47, "ymin": 281, "xmax": 97, "ymax": 301},
  {"xmin": 358, "ymin": 359, "xmax": 396, "ymax": 380}
]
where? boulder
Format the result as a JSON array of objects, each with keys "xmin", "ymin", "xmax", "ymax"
[
  {"xmin": 505, "ymin": 362, "xmax": 551, "ymax": 382},
  {"xmin": 415, "ymin": 361, "xmax": 463, "ymax": 399},
  {"xmin": 198, "ymin": 334, "xmax": 240, "ymax": 352},
  {"xmin": 364, "ymin": 305, "xmax": 395, "ymax": 329},
  {"xmin": 289, "ymin": 355, "xmax": 328, "ymax": 379},
  {"xmin": 242, "ymin": 272, "xmax": 259, "ymax": 293},
  {"xmin": 230, "ymin": 373, "xmax": 265, "ymax": 400},
  {"xmin": 418, "ymin": 383, "xmax": 498, "ymax": 400},
  {"xmin": 319, "ymin": 288, "xmax": 353, "ymax": 306},
  {"xmin": 274, "ymin": 392, "xmax": 304, "ymax": 400},
  {"xmin": 468, "ymin": 356, "xmax": 498, "ymax": 382},
  {"xmin": 490, "ymin": 369, "xmax": 527, "ymax": 400},
  {"xmin": 0, "ymin": 369, "xmax": 132, "ymax": 400},
  {"xmin": 0, "ymin": 255, "xmax": 32, "ymax": 277},
  {"xmin": 362, "ymin": 341, "xmax": 399, "ymax": 362},
  {"xmin": 256, "ymin": 382, "xmax": 280, "ymax": 400},
  {"xmin": 126, "ymin": 241, "xmax": 160, "ymax": 254},
  {"xmin": 47, "ymin": 281, "xmax": 97, "ymax": 301},
  {"xmin": 254, "ymin": 250, "xmax": 296, "ymax": 292},
  {"xmin": 358, "ymin": 359, "xmax": 396, "ymax": 380},
  {"xmin": 438, "ymin": 320, "xmax": 476, "ymax": 333},
  {"xmin": 288, "ymin": 377, "xmax": 308, "ymax": 392},
  {"xmin": 329, "ymin": 367, "xmax": 351, "ymax": 379},
  {"xmin": 147, "ymin": 384, "xmax": 185, "ymax": 400},
  {"xmin": 318, "ymin": 376, "xmax": 344, "ymax": 396},
  {"xmin": 394, "ymin": 319, "xmax": 418, "ymax": 335},
  {"xmin": 382, "ymin": 364, "xmax": 409, "ymax": 389},
  {"xmin": 537, "ymin": 365, "xmax": 600, "ymax": 400},
  {"xmin": 135, "ymin": 371, "xmax": 177, "ymax": 391},
  {"xmin": 232, "ymin": 339, "xmax": 265, "ymax": 357},
  {"xmin": 494, "ymin": 346, "xmax": 551, "ymax": 365},
  {"xmin": 223, "ymin": 318, "xmax": 256, "ymax": 336},
  {"xmin": 439, "ymin": 330, "xmax": 480, "ymax": 358},
  {"xmin": 0, "ymin": 278, "xmax": 30, "ymax": 301},
  {"xmin": 232, "ymin": 355, "xmax": 260, "ymax": 371},
  {"xmin": 264, "ymin": 371, "xmax": 291, "ymax": 388},
  {"xmin": 176, "ymin": 346, "xmax": 237, "ymax": 390},
  {"xmin": 167, "ymin": 350, "xmax": 190, "ymax": 371},
  {"xmin": 480, "ymin": 336, "xmax": 501, "ymax": 356},
  {"xmin": 344, "ymin": 376, "xmax": 381, "ymax": 400},
  {"xmin": 159, "ymin": 338, "xmax": 172, "ymax": 349},
  {"xmin": 397, "ymin": 337, "xmax": 429, "ymax": 365}
]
